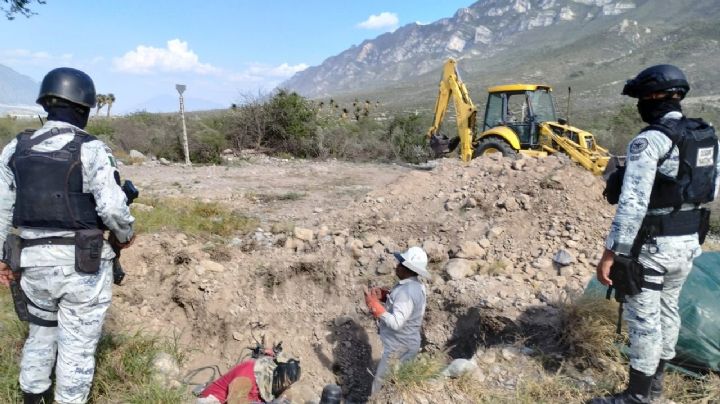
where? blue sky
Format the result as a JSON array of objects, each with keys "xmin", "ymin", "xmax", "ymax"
[{"xmin": 0, "ymin": 0, "xmax": 471, "ymax": 112}]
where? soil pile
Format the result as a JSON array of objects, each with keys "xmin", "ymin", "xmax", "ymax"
[{"xmin": 106, "ymin": 154, "xmax": 615, "ymax": 402}]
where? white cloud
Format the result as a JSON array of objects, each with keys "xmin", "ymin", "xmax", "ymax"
[
  {"xmin": 229, "ymin": 62, "xmax": 309, "ymax": 84},
  {"xmin": 0, "ymin": 49, "xmax": 73, "ymax": 65},
  {"xmin": 113, "ymin": 39, "xmax": 219, "ymax": 75},
  {"xmin": 357, "ymin": 12, "xmax": 399, "ymax": 30}
]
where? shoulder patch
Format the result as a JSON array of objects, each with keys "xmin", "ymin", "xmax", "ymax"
[
  {"xmin": 108, "ymin": 156, "xmax": 117, "ymax": 167},
  {"xmin": 629, "ymin": 138, "xmax": 649, "ymax": 154}
]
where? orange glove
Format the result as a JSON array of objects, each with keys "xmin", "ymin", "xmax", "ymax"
[
  {"xmin": 369, "ymin": 287, "xmax": 390, "ymax": 302},
  {"xmin": 364, "ymin": 288, "xmax": 387, "ymax": 318}
]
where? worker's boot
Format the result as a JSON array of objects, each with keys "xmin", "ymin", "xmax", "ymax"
[
  {"xmin": 649, "ymin": 360, "xmax": 666, "ymax": 401},
  {"xmin": 23, "ymin": 389, "xmax": 53, "ymax": 404},
  {"xmin": 586, "ymin": 368, "xmax": 653, "ymax": 404}
]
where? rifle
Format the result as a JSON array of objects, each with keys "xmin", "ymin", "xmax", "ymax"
[{"xmin": 111, "ymin": 180, "xmax": 139, "ymax": 285}]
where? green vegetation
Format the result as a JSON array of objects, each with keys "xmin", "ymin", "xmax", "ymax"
[
  {"xmin": 0, "ymin": 289, "xmax": 187, "ymax": 403},
  {"xmin": 0, "ymin": 288, "xmax": 27, "ymax": 403},
  {"xmin": 90, "ymin": 333, "xmax": 187, "ymax": 403},
  {"xmin": 0, "ymin": 117, "xmax": 39, "ymax": 146},
  {"xmin": 132, "ymin": 198, "xmax": 258, "ymax": 237},
  {"xmin": 384, "ymin": 352, "xmax": 446, "ymax": 395},
  {"xmin": 66, "ymin": 89, "xmax": 433, "ymax": 165}
]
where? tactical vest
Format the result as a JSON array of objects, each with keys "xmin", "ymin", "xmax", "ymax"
[
  {"xmin": 9, "ymin": 127, "xmax": 103, "ymax": 230},
  {"xmin": 604, "ymin": 117, "xmax": 718, "ymax": 209},
  {"xmin": 647, "ymin": 117, "xmax": 718, "ymax": 209}
]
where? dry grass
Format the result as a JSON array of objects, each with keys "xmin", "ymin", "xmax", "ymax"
[
  {"xmin": 664, "ymin": 371, "xmax": 720, "ymax": 404},
  {"xmin": 557, "ymin": 297, "xmax": 628, "ymax": 387},
  {"xmin": 479, "ymin": 260, "xmax": 508, "ymax": 276},
  {"xmin": 383, "ymin": 352, "xmax": 447, "ymax": 396},
  {"xmin": 91, "ymin": 333, "xmax": 188, "ymax": 403},
  {"xmin": 370, "ymin": 296, "xmax": 719, "ymax": 403},
  {"xmin": 132, "ymin": 198, "xmax": 258, "ymax": 237},
  {"xmin": 512, "ymin": 372, "xmax": 587, "ymax": 404},
  {"xmin": 0, "ymin": 289, "xmax": 27, "ymax": 403},
  {"xmin": 0, "ymin": 289, "xmax": 187, "ymax": 403},
  {"xmin": 252, "ymin": 191, "xmax": 306, "ymax": 203}
]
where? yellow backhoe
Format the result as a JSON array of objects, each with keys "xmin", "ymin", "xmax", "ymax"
[{"xmin": 427, "ymin": 58, "xmax": 610, "ymax": 175}]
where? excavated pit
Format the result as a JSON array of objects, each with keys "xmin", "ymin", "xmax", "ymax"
[{"xmin": 105, "ymin": 153, "xmax": 621, "ymax": 401}]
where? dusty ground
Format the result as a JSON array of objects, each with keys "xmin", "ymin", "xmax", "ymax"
[{"xmin": 102, "ymin": 151, "xmax": 671, "ymax": 403}]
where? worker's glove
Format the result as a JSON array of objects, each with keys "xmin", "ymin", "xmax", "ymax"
[
  {"xmin": 369, "ymin": 287, "xmax": 390, "ymax": 302},
  {"xmin": 364, "ymin": 288, "xmax": 386, "ymax": 318}
]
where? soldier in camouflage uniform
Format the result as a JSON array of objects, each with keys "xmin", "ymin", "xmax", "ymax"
[
  {"xmin": 0, "ymin": 68, "xmax": 135, "ymax": 404},
  {"xmin": 592, "ymin": 65, "xmax": 720, "ymax": 404}
]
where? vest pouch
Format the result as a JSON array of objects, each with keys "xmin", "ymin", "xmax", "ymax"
[
  {"xmin": 2, "ymin": 234, "xmax": 23, "ymax": 272},
  {"xmin": 75, "ymin": 229, "xmax": 103, "ymax": 274},
  {"xmin": 609, "ymin": 255, "xmax": 644, "ymax": 297}
]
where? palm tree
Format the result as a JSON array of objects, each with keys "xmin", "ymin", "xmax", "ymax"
[
  {"xmin": 105, "ymin": 93, "xmax": 116, "ymax": 118},
  {"xmin": 95, "ymin": 94, "xmax": 107, "ymax": 117}
]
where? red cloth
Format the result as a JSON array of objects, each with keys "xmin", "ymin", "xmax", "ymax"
[{"xmin": 200, "ymin": 360, "xmax": 261, "ymax": 402}]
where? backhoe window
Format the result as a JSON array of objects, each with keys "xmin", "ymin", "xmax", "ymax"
[
  {"xmin": 506, "ymin": 94, "xmax": 530, "ymax": 123},
  {"xmin": 483, "ymin": 93, "xmax": 503, "ymax": 130},
  {"xmin": 528, "ymin": 90, "xmax": 556, "ymax": 123}
]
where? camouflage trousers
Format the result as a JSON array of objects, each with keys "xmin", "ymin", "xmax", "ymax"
[
  {"xmin": 625, "ymin": 234, "xmax": 701, "ymax": 376},
  {"xmin": 19, "ymin": 260, "xmax": 113, "ymax": 404}
]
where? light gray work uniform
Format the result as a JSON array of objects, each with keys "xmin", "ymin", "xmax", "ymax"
[{"xmin": 372, "ymin": 276, "xmax": 427, "ymax": 394}]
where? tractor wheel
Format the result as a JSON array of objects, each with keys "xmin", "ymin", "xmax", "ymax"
[{"xmin": 473, "ymin": 137, "xmax": 517, "ymax": 159}]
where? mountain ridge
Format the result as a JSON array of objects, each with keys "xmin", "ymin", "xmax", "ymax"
[
  {"xmin": 282, "ymin": 0, "xmax": 720, "ymax": 110},
  {"xmin": 0, "ymin": 64, "xmax": 38, "ymax": 107}
]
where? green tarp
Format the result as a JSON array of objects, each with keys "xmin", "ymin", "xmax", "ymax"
[{"xmin": 584, "ymin": 252, "xmax": 720, "ymax": 372}]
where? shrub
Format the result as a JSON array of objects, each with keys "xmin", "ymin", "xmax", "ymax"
[
  {"xmin": 262, "ymin": 89, "xmax": 318, "ymax": 155},
  {"xmin": 387, "ymin": 113, "xmax": 430, "ymax": 163}
]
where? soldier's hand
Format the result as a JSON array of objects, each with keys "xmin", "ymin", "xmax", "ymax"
[
  {"xmin": 113, "ymin": 234, "xmax": 136, "ymax": 250},
  {"xmin": 0, "ymin": 262, "xmax": 15, "ymax": 287},
  {"xmin": 596, "ymin": 249, "xmax": 615, "ymax": 286}
]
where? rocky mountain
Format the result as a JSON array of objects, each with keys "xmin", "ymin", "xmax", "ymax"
[
  {"xmin": 0, "ymin": 64, "xmax": 42, "ymax": 116},
  {"xmin": 0, "ymin": 64, "xmax": 38, "ymax": 105},
  {"xmin": 282, "ymin": 0, "xmax": 720, "ymax": 113}
]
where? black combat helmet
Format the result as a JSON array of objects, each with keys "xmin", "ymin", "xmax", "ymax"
[
  {"xmin": 622, "ymin": 64, "xmax": 689, "ymax": 99},
  {"xmin": 36, "ymin": 67, "xmax": 97, "ymax": 108}
]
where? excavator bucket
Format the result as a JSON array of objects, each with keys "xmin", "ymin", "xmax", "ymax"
[{"xmin": 429, "ymin": 134, "xmax": 451, "ymax": 156}]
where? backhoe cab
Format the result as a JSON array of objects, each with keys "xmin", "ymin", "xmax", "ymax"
[{"xmin": 428, "ymin": 59, "xmax": 610, "ymax": 175}]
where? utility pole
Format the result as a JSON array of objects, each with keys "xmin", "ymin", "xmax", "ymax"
[{"xmin": 176, "ymin": 84, "xmax": 191, "ymax": 166}]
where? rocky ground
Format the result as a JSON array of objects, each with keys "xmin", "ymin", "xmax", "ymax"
[{"xmin": 104, "ymin": 151, "xmax": 647, "ymax": 403}]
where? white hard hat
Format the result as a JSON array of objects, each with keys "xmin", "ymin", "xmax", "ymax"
[{"xmin": 393, "ymin": 247, "xmax": 430, "ymax": 279}]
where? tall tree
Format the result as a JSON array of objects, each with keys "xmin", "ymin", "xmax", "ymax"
[
  {"xmin": 1, "ymin": 0, "xmax": 45, "ymax": 20},
  {"xmin": 95, "ymin": 94, "xmax": 107, "ymax": 117},
  {"xmin": 105, "ymin": 93, "xmax": 116, "ymax": 118}
]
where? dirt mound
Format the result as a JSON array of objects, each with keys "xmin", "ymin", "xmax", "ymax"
[{"xmin": 106, "ymin": 154, "xmax": 614, "ymax": 402}]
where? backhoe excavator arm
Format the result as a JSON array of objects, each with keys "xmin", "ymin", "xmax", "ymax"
[
  {"xmin": 427, "ymin": 58, "xmax": 477, "ymax": 162},
  {"xmin": 538, "ymin": 124, "xmax": 610, "ymax": 175}
]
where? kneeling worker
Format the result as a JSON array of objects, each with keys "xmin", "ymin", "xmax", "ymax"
[{"xmin": 364, "ymin": 246, "xmax": 429, "ymax": 394}]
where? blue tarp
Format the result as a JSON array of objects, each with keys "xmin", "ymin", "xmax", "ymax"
[{"xmin": 584, "ymin": 252, "xmax": 720, "ymax": 372}]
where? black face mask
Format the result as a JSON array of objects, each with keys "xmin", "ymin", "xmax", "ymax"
[
  {"xmin": 636, "ymin": 98, "xmax": 682, "ymax": 124},
  {"xmin": 46, "ymin": 103, "xmax": 91, "ymax": 129}
]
